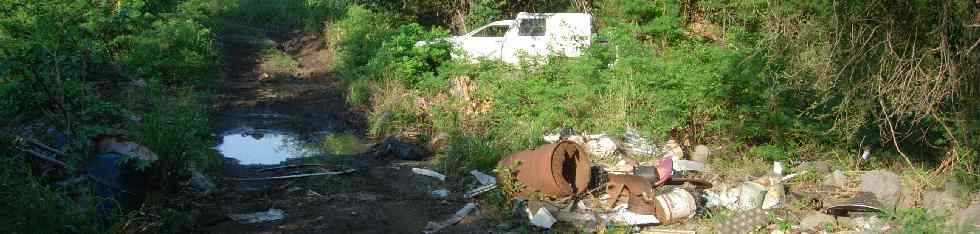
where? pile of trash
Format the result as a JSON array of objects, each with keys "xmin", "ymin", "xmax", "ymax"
[{"xmin": 426, "ymin": 128, "xmax": 894, "ymax": 234}]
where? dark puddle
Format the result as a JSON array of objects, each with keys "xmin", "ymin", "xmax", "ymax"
[{"xmin": 215, "ymin": 124, "xmax": 369, "ymax": 165}]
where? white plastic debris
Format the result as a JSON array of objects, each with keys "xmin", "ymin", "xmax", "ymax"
[
  {"xmin": 464, "ymin": 183, "xmax": 497, "ymax": 198},
  {"xmin": 603, "ymin": 203, "xmax": 661, "ymax": 225},
  {"xmin": 543, "ymin": 133, "xmax": 561, "ymax": 143},
  {"xmin": 228, "ymin": 208, "xmax": 285, "ymax": 224},
  {"xmin": 624, "ymin": 128, "xmax": 658, "ymax": 156},
  {"xmin": 672, "ymin": 160, "xmax": 705, "ymax": 172},
  {"xmin": 469, "ymin": 170, "xmax": 496, "ymax": 185},
  {"xmin": 423, "ymin": 203, "xmax": 478, "ymax": 234},
  {"xmin": 781, "ymin": 172, "xmax": 802, "ymax": 182},
  {"xmin": 703, "ymin": 190, "xmax": 722, "ymax": 208},
  {"xmin": 762, "ymin": 162, "xmax": 785, "ymax": 209},
  {"xmin": 431, "ymin": 188, "xmax": 450, "ymax": 198},
  {"xmin": 529, "ymin": 207, "xmax": 557, "ymax": 229},
  {"xmin": 584, "ymin": 134, "xmax": 618, "ymax": 158},
  {"xmin": 762, "ymin": 178, "xmax": 784, "ymax": 209},
  {"xmin": 412, "ymin": 168, "xmax": 446, "ymax": 181}
]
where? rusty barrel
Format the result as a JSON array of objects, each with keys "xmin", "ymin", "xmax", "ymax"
[{"xmin": 497, "ymin": 141, "xmax": 591, "ymax": 198}]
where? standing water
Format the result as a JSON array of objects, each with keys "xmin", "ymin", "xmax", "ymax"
[{"xmin": 217, "ymin": 130, "xmax": 312, "ymax": 165}]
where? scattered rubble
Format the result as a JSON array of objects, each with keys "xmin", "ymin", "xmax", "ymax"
[
  {"xmin": 798, "ymin": 161, "xmax": 832, "ymax": 174},
  {"xmin": 672, "ymin": 160, "xmax": 705, "ymax": 172},
  {"xmin": 859, "ymin": 170, "xmax": 903, "ymax": 206},
  {"xmin": 799, "ymin": 211, "xmax": 835, "ymax": 231},
  {"xmin": 715, "ymin": 209, "xmax": 768, "ymax": 234},
  {"xmin": 822, "ymin": 170, "xmax": 848, "ymax": 188},
  {"xmin": 584, "ymin": 134, "xmax": 618, "ymax": 159},
  {"xmin": 923, "ymin": 182, "xmax": 963, "ymax": 215},
  {"xmin": 229, "ymin": 208, "xmax": 286, "ymax": 224},
  {"xmin": 949, "ymin": 202, "xmax": 980, "ymax": 233},
  {"xmin": 624, "ymin": 128, "xmax": 658, "ymax": 156},
  {"xmin": 481, "ymin": 132, "xmax": 979, "ymax": 233},
  {"xmin": 691, "ymin": 144, "xmax": 711, "ymax": 163}
]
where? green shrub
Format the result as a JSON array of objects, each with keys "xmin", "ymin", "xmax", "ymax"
[
  {"xmin": 0, "ymin": 158, "xmax": 103, "ymax": 234},
  {"xmin": 129, "ymin": 83, "xmax": 217, "ymax": 189},
  {"xmin": 366, "ymin": 23, "xmax": 451, "ymax": 85}
]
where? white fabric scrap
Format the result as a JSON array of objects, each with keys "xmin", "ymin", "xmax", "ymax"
[
  {"xmin": 412, "ymin": 168, "xmax": 446, "ymax": 181},
  {"xmin": 469, "ymin": 170, "xmax": 496, "ymax": 185},
  {"xmin": 228, "ymin": 208, "xmax": 285, "ymax": 224}
]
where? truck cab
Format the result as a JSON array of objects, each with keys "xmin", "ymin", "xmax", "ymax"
[{"xmin": 428, "ymin": 12, "xmax": 592, "ymax": 64}]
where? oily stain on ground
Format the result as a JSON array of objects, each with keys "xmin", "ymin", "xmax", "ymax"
[{"xmin": 199, "ymin": 21, "xmax": 489, "ymax": 233}]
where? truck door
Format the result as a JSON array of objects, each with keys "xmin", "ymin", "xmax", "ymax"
[
  {"xmin": 458, "ymin": 24, "xmax": 509, "ymax": 60},
  {"xmin": 501, "ymin": 15, "xmax": 549, "ymax": 64}
]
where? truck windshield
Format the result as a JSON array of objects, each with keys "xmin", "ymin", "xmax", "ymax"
[
  {"xmin": 518, "ymin": 18, "xmax": 546, "ymax": 36},
  {"xmin": 473, "ymin": 25, "xmax": 509, "ymax": 37}
]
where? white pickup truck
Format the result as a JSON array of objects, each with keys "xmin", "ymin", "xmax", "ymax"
[{"xmin": 419, "ymin": 12, "xmax": 592, "ymax": 64}]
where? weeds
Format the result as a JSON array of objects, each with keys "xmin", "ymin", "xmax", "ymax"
[{"xmin": 260, "ymin": 48, "xmax": 300, "ymax": 74}]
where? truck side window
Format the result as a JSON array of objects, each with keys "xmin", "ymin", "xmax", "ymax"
[
  {"xmin": 473, "ymin": 25, "xmax": 509, "ymax": 37},
  {"xmin": 518, "ymin": 18, "xmax": 546, "ymax": 36}
]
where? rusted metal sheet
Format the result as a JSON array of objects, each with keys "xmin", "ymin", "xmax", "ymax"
[
  {"xmin": 606, "ymin": 174, "xmax": 657, "ymax": 215},
  {"xmin": 497, "ymin": 141, "xmax": 591, "ymax": 198}
]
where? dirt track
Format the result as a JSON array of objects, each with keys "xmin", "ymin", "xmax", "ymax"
[{"xmin": 194, "ymin": 22, "xmax": 491, "ymax": 233}]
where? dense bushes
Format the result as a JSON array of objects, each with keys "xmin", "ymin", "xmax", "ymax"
[
  {"xmin": 1, "ymin": 0, "xmax": 225, "ymax": 231},
  {"xmin": 329, "ymin": 0, "xmax": 979, "ymax": 191}
]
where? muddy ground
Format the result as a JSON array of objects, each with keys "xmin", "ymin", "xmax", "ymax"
[{"xmin": 194, "ymin": 22, "xmax": 492, "ymax": 233}]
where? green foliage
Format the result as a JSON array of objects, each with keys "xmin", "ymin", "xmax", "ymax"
[
  {"xmin": 0, "ymin": 157, "xmax": 103, "ymax": 234},
  {"xmin": 747, "ymin": 145, "xmax": 789, "ymax": 162},
  {"xmin": 332, "ymin": 5, "xmax": 452, "ymax": 86},
  {"xmin": 367, "ymin": 23, "xmax": 451, "ymax": 85},
  {"xmin": 129, "ymin": 83, "xmax": 216, "ymax": 188},
  {"xmin": 114, "ymin": 16, "xmax": 218, "ymax": 88},
  {"xmin": 222, "ymin": 0, "xmax": 349, "ymax": 32},
  {"xmin": 331, "ymin": 4, "xmax": 396, "ymax": 75},
  {"xmin": 1, "ymin": 1, "xmax": 225, "ymax": 231},
  {"xmin": 466, "ymin": 0, "xmax": 506, "ymax": 30},
  {"xmin": 260, "ymin": 48, "xmax": 299, "ymax": 74},
  {"xmin": 880, "ymin": 208, "xmax": 945, "ymax": 234}
]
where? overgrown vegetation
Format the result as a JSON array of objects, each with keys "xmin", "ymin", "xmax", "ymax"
[
  {"xmin": 1, "ymin": 0, "xmax": 227, "ymax": 231},
  {"xmin": 2, "ymin": 0, "xmax": 977, "ymax": 232},
  {"xmin": 327, "ymin": 0, "xmax": 979, "ymax": 190}
]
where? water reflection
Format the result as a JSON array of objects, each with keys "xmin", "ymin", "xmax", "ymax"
[{"xmin": 218, "ymin": 130, "xmax": 312, "ymax": 165}]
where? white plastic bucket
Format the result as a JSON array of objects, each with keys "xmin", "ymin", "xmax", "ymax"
[{"xmin": 653, "ymin": 188, "xmax": 697, "ymax": 224}]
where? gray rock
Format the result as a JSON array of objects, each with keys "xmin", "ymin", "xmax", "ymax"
[
  {"xmin": 799, "ymin": 161, "xmax": 833, "ymax": 174},
  {"xmin": 944, "ymin": 181, "xmax": 963, "ymax": 194},
  {"xmin": 949, "ymin": 203, "xmax": 980, "ymax": 234},
  {"xmin": 923, "ymin": 186, "xmax": 962, "ymax": 215},
  {"xmin": 188, "ymin": 167, "xmax": 216, "ymax": 196},
  {"xmin": 859, "ymin": 170, "xmax": 902, "ymax": 206},
  {"xmin": 823, "ymin": 170, "xmax": 849, "ymax": 188},
  {"xmin": 692, "ymin": 145, "xmax": 711, "ymax": 162},
  {"xmin": 800, "ymin": 211, "xmax": 836, "ymax": 231}
]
